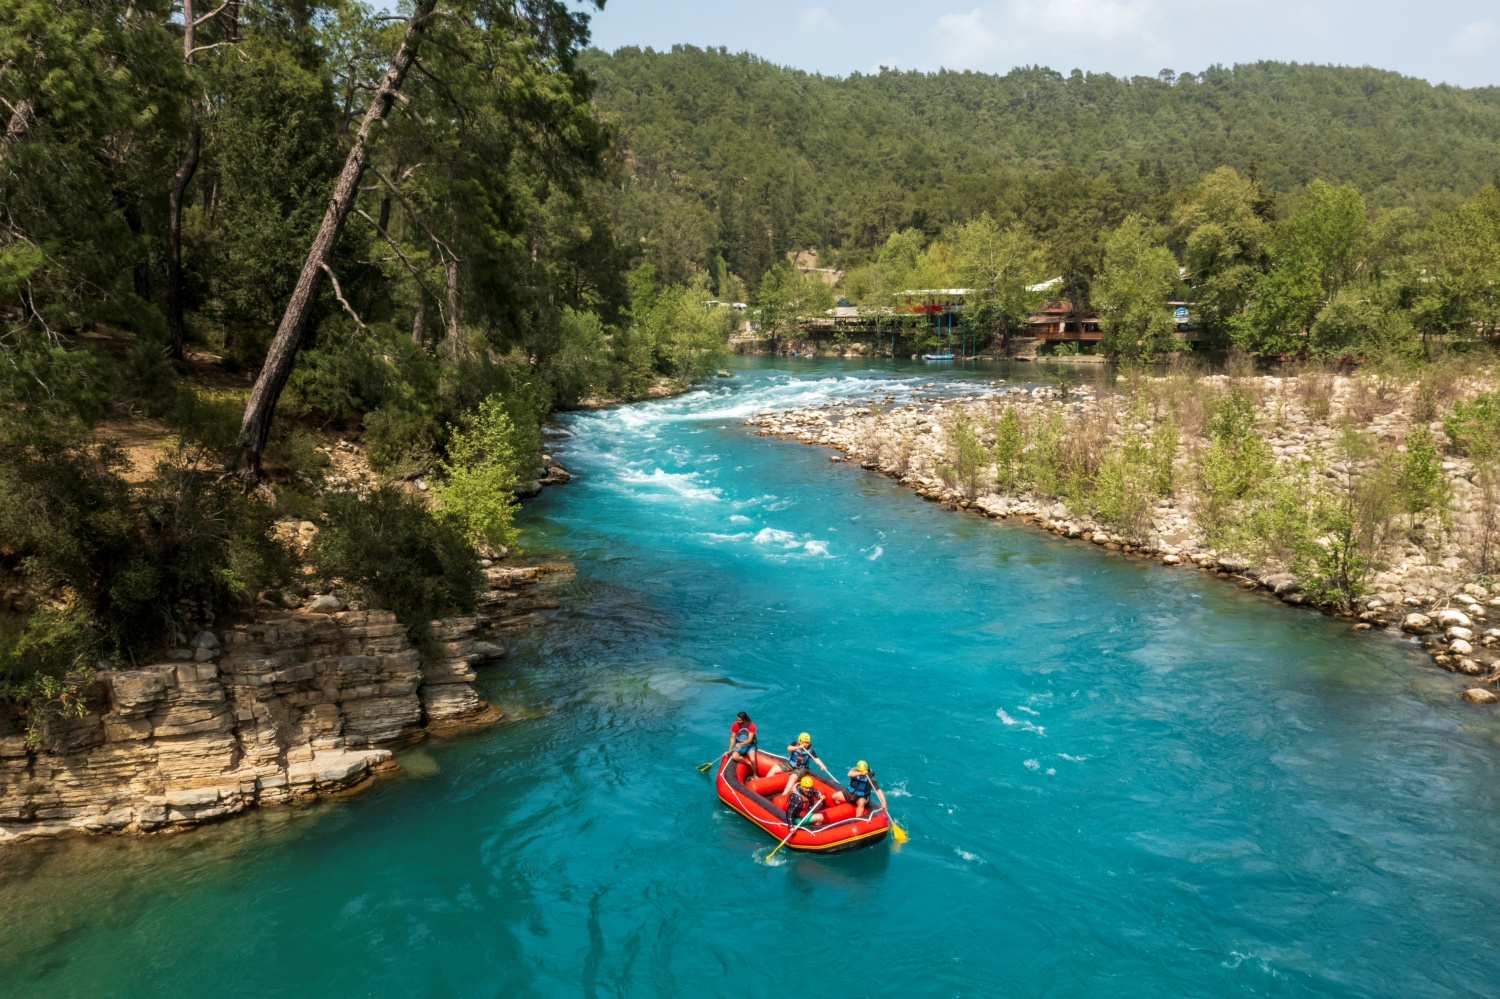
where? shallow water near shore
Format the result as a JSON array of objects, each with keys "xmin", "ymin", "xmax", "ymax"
[{"xmin": 3, "ymin": 357, "xmax": 1499, "ymax": 998}]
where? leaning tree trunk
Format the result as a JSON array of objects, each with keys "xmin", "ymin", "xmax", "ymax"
[{"xmin": 236, "ymin": 0, "xmax": 438, "ymax": 484}]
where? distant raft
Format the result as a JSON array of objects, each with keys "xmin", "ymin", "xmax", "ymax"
[{"xmin": 714, "ymin": 750, "xmax": 890, "ymax": 853}]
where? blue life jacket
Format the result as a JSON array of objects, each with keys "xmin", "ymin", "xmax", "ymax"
[
  {"xmin": 789, "ymin": 745, "xmax": 814, "ymax": 768},
  {"xmin": 847, "ymin": 772, "xmax": 872, "ymax": 797}
]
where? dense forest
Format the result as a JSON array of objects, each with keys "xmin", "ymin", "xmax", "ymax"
[
  {"xmin": 5, "ymin": 8, "xmax": 1500, "ymax": 732},
  {"xmin": 592, "ymin": 46, "xmax": 1500, "ymax": 360}
]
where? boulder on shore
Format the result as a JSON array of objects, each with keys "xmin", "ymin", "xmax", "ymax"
[
  {"xmin": 1401, "ymin": 613, "xmax": 1432, "ymax": 633},
  {"xmin": 1437, "ymin": 608, "xmax": 1473, "ymax": 629},
  {"xmin": 1460, "ymin": 688, "xmax": 1498, "ymax": 704}
]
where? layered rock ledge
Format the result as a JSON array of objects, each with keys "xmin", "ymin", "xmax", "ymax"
[{"xmin": 0, "ymin": 562, "xmax": 569, "ymax": 844}]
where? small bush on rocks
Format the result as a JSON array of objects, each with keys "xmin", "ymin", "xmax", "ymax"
[{"xmin": 309, "ymin": 486, "xmax": 481, "ymax": 633}]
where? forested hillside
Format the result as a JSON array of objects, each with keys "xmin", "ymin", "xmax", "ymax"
[{"xmin": 588, "ymin": 46, "xmax": 1500, "ymax": 283}]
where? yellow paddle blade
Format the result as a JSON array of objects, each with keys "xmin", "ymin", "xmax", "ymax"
[
  {"xmin": 697, "ymin": 761, "xmax": 715, "ymax": 772},
  {"xmin": 891, "ymin": 820, "xmax": 909, "ymax": 843}
]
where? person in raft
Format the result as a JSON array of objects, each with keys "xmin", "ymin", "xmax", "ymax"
[
  {"xmin": 771, "ymin": 732, "xmax": 835, "ymax": 795},
  {"xmin": 832, "ymin": 760, "xmax": 888, "ymax": 819},
  {"xmin": 727, "ymin": 711, "xmax": 758, "ymax": 772},
  {"xmin": 785, "ymin": 775, "xmax": 826, "ymax": 829}
]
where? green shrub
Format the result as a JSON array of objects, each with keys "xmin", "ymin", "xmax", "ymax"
[
  {"xmin": 309, "ymin": 486, "xmax": 482, "ymax": 632},
  {"xmin": 1444, "ymin": 391, "xmax": 1500, "ymax": 460},
  {"xmin": 265, "ymin": 425, "xmax": 332, "ymax": 484},
  {"xmin": 433, "ymin": 394, "xmax": 529, "ymax": 550},
  {"xmin": 363, "ymin": 405, "xmax": 440, "ymax": 476},
  {"xmin": 993, "ymin": 405, "xmax": 1024, "ymax": 490},
  {"xmin": 941, "ymin": 406, "xmax": 987, "ymax": 498},
  {"xmin": 1397, "ymin": 426, "xmax": 1450, "ymax": 524},
  {"xmin": 1091, "ymin": 433, "xmax": 1156, "ymax": 537},
  {"xmin": 131, "ymin": 448, "xmax": 293, "ymax": 646},
  {"xmin": 542, "ymin": 307, "xmax": 609, "ymax": 407},
  {"xmin": 0, "ymin": 608, "xmax": 96, "ymax": 747}
]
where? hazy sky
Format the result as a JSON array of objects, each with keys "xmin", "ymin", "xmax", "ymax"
[{"xmin": 585, "ymin": 0, "xmax": 1500, "ymax": 89}]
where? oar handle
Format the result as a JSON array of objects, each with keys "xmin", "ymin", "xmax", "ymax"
[{"xmin": 767, "ymin": 801, "xmax": 823, "ymax": 861}]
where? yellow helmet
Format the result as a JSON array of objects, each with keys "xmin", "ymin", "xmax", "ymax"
[
  {"xmin": 799, "ymin": 776, "xmax": 815, "ymax": 789},
  {"xmin": 855, "ymin": 760, "xmax": 869, "ymax": 773},
  {"xmin": 797, "ymin": 732, "xmax": 811, "ymax": 744}
]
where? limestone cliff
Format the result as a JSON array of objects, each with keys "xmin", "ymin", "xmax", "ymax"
[{"xmin": 0, "ymin": 563, "xmax": 566, "ymax": 843}]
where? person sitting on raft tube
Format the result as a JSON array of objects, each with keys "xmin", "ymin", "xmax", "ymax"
[
  {"xmin": 771, "ymin": 732, "xmax": 834, "ymax": 795},
  {"xmin": 831, "ymin": 760, "xmax": 887, "ymax": 819},
  {"xmin": 786, "ymin": 775, "xmax": 826, "ymax": 829},
  {"xmin": 727, "ymin": 711, "xmax": 758, "ymax": 772}
]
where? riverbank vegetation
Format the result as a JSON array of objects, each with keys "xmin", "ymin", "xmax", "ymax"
[
  {"xmin": 0, "ymin": 0, "xmax": 732, "ymax": 735},
  {"xmin": 754, "ymin": 360, "xmax": 1500, "ymax": 686}
]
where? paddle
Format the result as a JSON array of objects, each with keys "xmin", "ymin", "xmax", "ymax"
[
  {"xmin": 871, "ymin": 777, "xmax": 907, "ymax": 843},
  {"xmin": 767, "ymin": 800, "xmax": 824, "ymax": 862},
  {"xmin": 696, "ymin": 760, "xmax": 716, "ymax": 772}
]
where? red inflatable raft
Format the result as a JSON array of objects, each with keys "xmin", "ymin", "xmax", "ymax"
[{"xmin": 715, "ymin": 750, "xmax": 890, "ymax": 853}]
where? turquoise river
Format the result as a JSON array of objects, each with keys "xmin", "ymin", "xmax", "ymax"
[{"xmin": 2, "ymin": 358, "xmax": 1499, "ymax": 998}]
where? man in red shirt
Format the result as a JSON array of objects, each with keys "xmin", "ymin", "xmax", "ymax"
[{"xmin": 727, "ymin": 711, "xmax": 758, "ymax": 776}]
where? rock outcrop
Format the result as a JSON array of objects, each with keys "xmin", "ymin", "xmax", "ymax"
[{"xmin": 0, "ymin": 562, "xmax": 568, "ymax": 844}]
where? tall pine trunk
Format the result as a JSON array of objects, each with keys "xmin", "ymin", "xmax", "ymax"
[
  {"xmin": 166, "ymin": 121, "xmax": 199, "ymax": 358},
  {"xmin": 237, "ymin": 0, "xmax": 438, "ymax": 483}
]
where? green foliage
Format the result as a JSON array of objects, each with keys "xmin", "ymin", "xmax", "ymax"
[
  {"xmin": 542, "ymin": 308, "xmax": 609, "ymax": 407},
  {"xmin": 0, "ymin": 608, "xmax": 96, "ymax": 746},
  {"xmin": 1397, "ymin": 426, "xmax": 1450, "ymax": 524},
  {"xmin": 1309, "ymin": 288, "xmax": 1420, "ymax": 360},
  {"xmin": 309, "ymin": 486, "xmax": 481, "ymax": 633},
  {"xmin": 992, "ymin": 405, "xmax": 1024, "ymax": 490},
  {"xmin": 1444, "ymin": 391, "xmax": 1500, "ymax": 460},
  {"xmin": 1025, "ymin": 408, "xmax": 1067, "ymax": 497},
  {"xmin": 1292, "ymin": 426, "xmax": 1400, "ymax": 609},
  {"xmin": 363, "ymin": 405, "xmax": 439, "ymax": 476},
  {"xmin": 942, "ymin": 407, "xmax": 987, "ymax": 499},
  {"xmin": 1195, "ymin": 390, "xmax": 1276, "ymax": 547},
  {"xmin": 433, "ymin": 394, "xmax": 530, "ymax": 550},
  {"xmin": 1091, "ymin": 430, "xmax": 1156, "ymax": 537},
  {"xmin": 645, "ymin": 281, "xmax": 733, "ymax": 380},
  {"xmin": 1095, "ymin": 215, "xmax": 1183, "ymax": 359}
]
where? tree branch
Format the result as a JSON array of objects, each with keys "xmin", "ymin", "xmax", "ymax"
[
  {"xmin": 354, "ymin": 208, "xmax": 449, "ymax": 327},
  {"xmin": 192, "ymin": 0, "xmax": 231, "ymax": 25},
  {"xmin": 370, "ymin": 168, "xmax": 460, "ymax": 262},
  {"xmin": 189, "ymin": 41, "xmax": 232, "ymax": 56},
  {"xmin": 319, "ymin": 263, "xmax": 365, "ymax": 328}
]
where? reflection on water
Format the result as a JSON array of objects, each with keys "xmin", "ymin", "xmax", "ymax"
[{"xmin": 2, "ymin": 357, "xmax": 1498, "ymax": 998}]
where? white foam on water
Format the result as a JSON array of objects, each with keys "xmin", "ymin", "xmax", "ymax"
[
  {"xmin": 698, "ymin": 532, "xmax": 752, "ymax": 544},
  {"xmin": 1059, "ymin": 753, "xmax": 1090, "ymax": 762},
  {"xmin": 1016, "ymin": 705, "xmax": 1039, "ymax": 716},
  {"xmin": 729, "ymin": 514, "xmax": 753, "ymax": 524},
  {"xmin": 997, "ymin": 708, "xmax": 1046, "ymax": 736},
  {"xmin": 802, "ymin": 540, "xmax": 830, "ymax": 557},
  {"xmin": 753, "ymin": 528, "xmax": 800, "ymax": 548},
  {"xmin": 865, "ymin": 545, "xmax": 884, "ymax": 561},
  {"xmin": 616, "ymin": 468, "xmax": 721, "ymax": 502},
  {"xmin": 1024, "ymin": 759, "xmax": 1041, "ymax": 771},
  {"xmin": 955, "ymin": 848, "xmax": 984, "ymax": 863}
]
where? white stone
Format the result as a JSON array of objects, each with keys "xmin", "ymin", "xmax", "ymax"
[
  {"xmin": 190, "ymin": 630, "xmax": 220, "ymax": 651},
  {"xmin": 1449, "ymin": 639, "xmax": 1474, "ymax": 656},
  {"xmin": 304, "ymin": 594, "xmax": 345, "ymax": 614},
  {"xmin": 1460, "ymin": 688, "xmax": 1498, "ymax": 704},
  {"xmin": 1400, "ymin": 613, "xmax": 1432, "ymax": 633},
  {"xmin": 1437, "ymin": 609, "xmax": 1473, "ymax": 629},
  {"xmin": 1446, "ymin": 627, "xmax": 1475, "ymax": 642}
]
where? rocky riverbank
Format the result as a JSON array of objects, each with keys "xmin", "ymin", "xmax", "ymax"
[
  {"xmin": 0, "ymin": 560, "xmax": 571, "ymax": 844},
  {"xmin": 747, "ymin": 369, "xmax": 1500, "ymax": 706}
]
